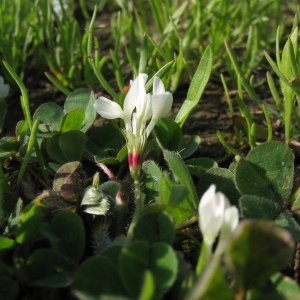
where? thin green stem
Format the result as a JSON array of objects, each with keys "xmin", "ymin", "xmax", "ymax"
[
  {"xmin": 34, "ymin": 139, "xmax": 50, "ymax": 183},
  {"xmin": 217, "ymin": 130, "xmax": 239, "ymax": 156},
  {"xmin": 220, "ymin": 73, "xmax": 234, "ymax": 116},
  {"xmin": 79, "ymin": 0, "xmax": 90, "ymax": 20},
  {"xmin": 125, "ymin": 179, "xmax": 143, "ymax": 245},
  {"xmin": 262, "ymin": 104, "xmax": 273, "ymax": 142},
  {"xmin": 3, "ymin": 60, "xmax": 49, "ymax": 183},
  {"xmin": 175, "ymin": 215, "xmax": 198, "ymax": 230},
  {"xmin": 195, "ymin": 242, "xmax": 212, "ymax": 276},
  {"xmin": 17, "ymin": 119, "xmax": 40, "ymax": 185},
  {"xmin": 44, "ymin": 72, "xmax": 71, "ymax": 96},
  {"xmin": 3, "ymin": 60, "xmax": 32, "ymax": 129}
]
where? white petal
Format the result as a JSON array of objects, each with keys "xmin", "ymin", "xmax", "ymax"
[
  {"xmin": 131, "ymin": 113, "xmax": 137, "ymax": 134},
  {"xmin": 124, "ymin": 73, "xmax": 148, "ymax": 117},
  {"xmin": 94, "ymin": 96, "xmax": 124, "ymax": 119},
  {"xmin": 153, "ymin": 77, "xmax": 166, "ymax": 94},
  {"xmin": 145, "ymin": 93, "xmax": 173, "ymax": 136},
  {"xmin": 199, "ymin": 185, "xmax": 225, "ymax": 246},
  {"xmin": 142, "ymin": 94, "xmax": 153, "ymax": 122},
  {"xmin": 223, "ymin": 206, "xmax": 239, "ymax": 233},
  {"xmin": 135, "ymin": 75, "xmax": 148, "ymax": 119},
  {"xmin": 215, "ymin": 206, "xmax": 239, "ymax": 256},
  {"xmin": 151, "ymin": 93, "xmax": 173, "ymax": 119}
]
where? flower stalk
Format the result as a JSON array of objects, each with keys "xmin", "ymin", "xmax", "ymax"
[
  {"xmin": 94, "ymin": 73, "xmax": 173, "ymax": 241},
  {"xmin": 125, "ymin": 179, "xmax": 143, "ymax": 245}
]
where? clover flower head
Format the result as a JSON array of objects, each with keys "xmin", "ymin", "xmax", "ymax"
[
  {"xmin": 93, "ymin": 73, "xmax": 173, "ymax": 180},
  {"xmin": 198, "ymin": 184, "xmax": 239, "ymax": 251},
  {"xmin": 0, "ymin": 76, "xmax": 10, "ymax": 99}
]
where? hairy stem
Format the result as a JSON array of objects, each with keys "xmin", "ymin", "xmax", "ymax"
[{"xmin": 125, "ymin": 179, "xmax": 143, "ymax": 245}]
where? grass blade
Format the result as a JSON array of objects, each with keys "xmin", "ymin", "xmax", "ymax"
[{"xmin": 175, "ymin": 46, "xmax": 212, "ymax": 127}]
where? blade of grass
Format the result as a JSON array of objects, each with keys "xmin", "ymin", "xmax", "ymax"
[
  {"xmin": 145, "ymin": 60, "xmax": 174, "ymax": 92},
  {"xmin": 138, "ymin": 34, "xmax": 148, "ymax": 74},
  {"xmin": 17, "ymin": 119, "xmax": 39, "ymax": 185},
  {"xmin": 44, "ymin": 72, "xmax": 71, "ymax": 96},
  {"xmin": 3, "ymin": 60, "xmax": 32, "ymax": 129},
  {"xmin": 217, "ymin": 131, "xmax": 239, "ymax": 156},
  {"xmin": 262, "ymin": 104, "xmax": 273, "ymax": 142},
  {"xmin": 224, "ymin": 40, "xmax": 262, "ymax": 106},
  {"xmin": 87, "ymin": 5, "xmax": 118, "ymax": 100},
  {"xmin": 175, "ymin": 46, "xmax": 212, "ymax": 127}
]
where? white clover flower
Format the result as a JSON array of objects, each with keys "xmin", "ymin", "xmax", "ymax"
[
  {"xmin": 0, "ymin": 76, "xmax": 10, "ymax": 99},
  {"xmin": 198, "ymin": 184, "xmax": 239, "ymax": 251},
  {"xmin": 94, "ymin": 73, "xmax": 173, "ymax": 180},
  {"xmin": 145, "ymin": 77, "xmax": 173, "ymax": 137}
]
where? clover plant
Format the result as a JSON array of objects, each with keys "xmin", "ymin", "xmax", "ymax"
[{"xmin": 1, "ymin": 1, "xmax": 300, "ymax": 300}]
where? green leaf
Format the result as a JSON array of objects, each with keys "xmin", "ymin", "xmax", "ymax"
[
  {"xmin": 198, "ymin": 167, "xmax": 241, "ymax": 206},
  {"xmin": 0, "ymin": 137, "xmax": 20, "ymax": 152},
  {"xmin": 64, "ymin": 89, "xmax": 96, "ymax": 133},
  {"xmin": 240, "ymin": 195, "xmax": 281, "ymax": 220},
  {"xmin": 15, "ymin": 204, "xmax": 46, "ymax": 244},
  {"xmin": 26, "ymin": 249, "xmax": 74, "ymax": 287},
  {"xmin": 139, "ymin": 270, "xmax": 155, "ymax": 300},
  {"xmin": 59, "ymin": 108, "xmax": 85, "ymax": 132},
  {"xmin": 275, "ymin": 213, "xmax": 300, "ymax": 242},
  {"xmin": 148, "ymin": 242, "xmax": 178, "ymax": 299},
  {"xmin": 134, "ymin": 211, "xmax": 175, "ymax": 244},
  {"xmin": 0, "ymin": 261, "xmax": 13, "ymax": 278},
  {"xmin": 248, "ymin": 273, "xmax": 300, "ymax": 299},
  {"xmin": 0, "ymin": 277, "xmax": 19, "ymax": 300},
  {"xmin": 116, "ymin": 144, "xmax": 128, "ymax": 162},
  {"xmin": 163, "ymin": 150, "xmax": 198, "ymax": 209},
  {"xmin": 180, "ymin": 135, "xmax": 201, "ymax": 159},
  {"xmin": 142, "ymin": 161, "xmax": 163, "ymax": 204},
  {"xmin": 158, "ymin": 173, "xmax": 195, "ymax": 225},
  {"xmin": 119, "ymin": 241, "xmax": 178, "ymax": 300},
  {"xmin": 185, "ymin": 157, "xmax": 218, "ymax": 178},
  {"xmin": 144, "ymin": 203, "xmax": 194, "ymax": 228},
  {"xmin": 155, "ymin": 118, "xmax": 183, "ymax": 151},
  {"xmin": 175, "ymin": 46, "xmax": 212, "ymax": 127},
  {"xmin": 225, "ymin": 220, "xmax": 295, "ymax": 290},
  {"xmin": 33, "ymin": 102, "xmax": 64, "ymax": 132},
  {"xmin": 0, "ymin": 237, "xmax": 15, "ymax": 255},
  {"xmin": 86, "ymin": 126, "xmax": 124, "ymax": 158},
  {"xmin": 280, "ymin": 28, "xmax": 298, "ymax": 81},
  {"xmin": 99, "ymin": 181, "xmax": 121, "ymax": 199},
  {"xmin": 50, "ymin": 211, "xmax": 85, "ymax": 262},
  {"xmin": 119, "ymin": 241, "xmax": 148, "ymax": 299},
  {"xmin": 46, "ymin": 130, "xmax": 87, "ymax": 164},
  {"xmin": 72, "ymin": 256, "xmax": 128, "ymax": 299},
  {"xmin": 235, "ymin": 159, "xmax": 277, "ymax": 199},
  {"xmin": 100, "ymin": 245, "xmax": 123, "ymax": 268},
  {"xmin": 235, "ymin": 141, "xmax": 294, "ymax": 200},
  {"xmin": 271, "ymin": 273, "xmax": 300, "ymax": 294},
  {"xmin": 143, "ymin": 160, "xmax": 163, "ymax": 180}
]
